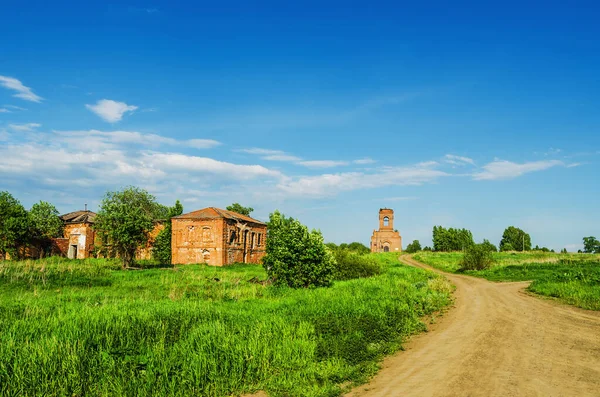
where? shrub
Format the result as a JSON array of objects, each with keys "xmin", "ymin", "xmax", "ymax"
[
  {"xmin": 460, "ymin": 243, "xmax": 495, "ymax": 271},
  {"xmin": 332, "ymin": 249, "xmax": 382, "ymax": 280},
  {"xmin": 262, "ymin": 210, "xmax": 335, "ymax": 288}
]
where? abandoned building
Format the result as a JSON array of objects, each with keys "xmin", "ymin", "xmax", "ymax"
[
  {"xmin": 370, "ymin": 208, "xmax": 402, "ymax": 253},
  {"xmin": 55, "ymin": 210, "xmax": 97, "ymax": 259},
  {"xmin": 171, "ymin": 207, "xmax": 267, "ymax": 266}
]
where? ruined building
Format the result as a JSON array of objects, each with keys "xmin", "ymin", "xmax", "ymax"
[
  {"xmin": 55, "ymin": 210, "xmax": 97, "ymax": 259},
  {"xmin": 370, "ymin": 208, "xmax": 402, "ymax": 253},
  {"xmin": 171, "ymin": 207, "xmax": 267, "ymax": 266}
]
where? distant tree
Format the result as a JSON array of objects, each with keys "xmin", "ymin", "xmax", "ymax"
[
  {"xmin": 561, "ymin": 248, "xmax": 568, "ymax": 254},
  {"xmin": 94, "ymin": 187, "xmax": 160, "ymax": 269},
  {"xmin": 325, "ymin": 242, "xmax": 338, "ymax": 250},
  {"xmin": 346, "ymin": 242, "xmax": 371, "ymax": 254},
  {"xmin": 0, "ymin": 191, "xmax": 29, "ymax": 260},
  {"xmin": 262, "ymin": 210, "xmax": 335, "ymax": 288},
  {"xmin": 226, "ymin": 203, "xmax": 254, "ymax": 216},
  {"xmin": 480, "ymin": 239, "xmax": 498, "ymax": 252},
  {"xmin": 152, "ymin": 200, "xmax": 183, "ymax": 264},
  {"xmin": 499, "ymin": 226, "xmax": 531, "ymax": 252},
  {"xmin": 405, "ymin": 240, "xmax": 422, "ymax": 253},
  {"xmin": 582, "ymin": 236, "xmax": 600, "ymax": 254},
  {"xmin": 432, "ymin": 226, "xmax": 474, "ymax": 251},
  {"xmin": 423, "ymin": 246, "xmax": 432, "ymax": 251},
  {"xmin": 29, "ymin": 201, "xmax": 63, "ymax": 258},
  {"xmin": 578, "ymin": 249, "xmax": 583, "ymax": 253}
]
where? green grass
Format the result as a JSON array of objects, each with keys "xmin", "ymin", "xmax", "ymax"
[
  {"xmin": 0, "ymin": 253, "xmax": 452, "ymax": 397},
  {"xmin": 412, "ymin": 251, "xmax": 600, "ymax": 310}
]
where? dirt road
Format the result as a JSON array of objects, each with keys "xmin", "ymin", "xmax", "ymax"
[{"xmin": 347, "ymin": 256, "xmax": 600, "ymax": 397}]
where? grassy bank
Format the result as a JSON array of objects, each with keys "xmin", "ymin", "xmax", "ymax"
[
  {"xmin": 0, "ymin": 254, "xmax": 452, "ymax": 397},
  {"xmin": 413, "ymin": 252, "xmax": 600, "ymax": 310}
]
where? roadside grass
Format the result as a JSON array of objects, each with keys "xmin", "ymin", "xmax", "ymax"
[
  {"xmin": 0, "ymin": 253, "xmax": 452, "ymax": 397},
  {"xmin": 412, "ymin": 252, "xmax": 600, "ymax": 310}
]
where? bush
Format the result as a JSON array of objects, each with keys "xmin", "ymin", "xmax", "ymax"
[
  {"xmin": 460, "ymin": 243, "xmax": 495, "ymax": 271},
  {"xmin": 405, "ymin": 240, "xmax": 422, "ymax": 253},
  {"xmin": 262, "ymin": 211, "xmax": 335, "ymax": 288},
  {"xmin": 332, "ymin": 249, "xmax": 382, "ymax": 280}
]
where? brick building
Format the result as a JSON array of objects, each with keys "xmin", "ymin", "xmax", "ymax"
[
  {"xmin": 370, "ymin": 208, "xmax": 402, "ymax": 253},
  {"xmin": 54, "ymin": 210, "xmax": 97, "ymax": 259},
  {"xmin": 171, "ymin": 207, "xmax": 267, "ymax": 266}
]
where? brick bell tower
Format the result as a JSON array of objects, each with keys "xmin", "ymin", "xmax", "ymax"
[{"xmin": 370, "ymin": 208, "xmax": 402, "ymax": 253}]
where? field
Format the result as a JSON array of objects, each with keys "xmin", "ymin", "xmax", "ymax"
[
  {"xmin": 0, "ymin": 254, "xmax": 452, "ymax": 397},
  {"xmin": 413, "ymin": 251, "xmax": 600, "ymax": 310}
]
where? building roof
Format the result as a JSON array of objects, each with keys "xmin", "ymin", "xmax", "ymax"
[
  {"xmin": 172, "ymin": 207, "xmax": 266, "ymax": 225},
  {"xmin": 60, "ymin": 210, "xmax": 97, "ymax": 224}
]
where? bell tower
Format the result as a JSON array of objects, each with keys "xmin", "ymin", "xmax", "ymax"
[
  {"xmin": 379, "ymin": 208, "xmax": 394, "ymax": 230},
  {"xmin": 371, "ymin": 208, "xmax": 402, "ymax": 253}
]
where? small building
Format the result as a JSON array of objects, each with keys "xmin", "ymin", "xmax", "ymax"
[
  {"xmin": 171, "ymin": 207, "xmax": 267, "ymax": 266},
  {"xmin": 371, "ymin": 208, "xmax": 402, "ymax": 253},
  {"xmin": 55, "ymin": 210, "xmax": 97, "ymax": 259}
]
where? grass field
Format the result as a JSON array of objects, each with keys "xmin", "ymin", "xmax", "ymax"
[
  {"xmin": 0, "ymin": 254, "xmax": 452, "ymax": 397},
  {"xmin": 413, "ymin": 251, "xmax": 600, "ymax": 310}
]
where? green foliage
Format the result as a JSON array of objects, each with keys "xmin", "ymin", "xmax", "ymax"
[
  {"xmin": 583, "ymin": 236, "xmax": 600, "ymax": 254},
  {"xmin": 263, "ymin": 210, "xmax": 335, "ymax": 288},
  {"xmin": 94, "ymin": 187, "xmax": 160, "ymax": 268},
  {"xmin": 0, "ymin": 255, "xmax": 452, "ymax": 396},
  {"xmin": 0, "ymin": 191, "xmax": 29, "ymax": 259},
  {"xmin": 404, "ymin": 240, "xmax": 422, "ymax": 253},
  {"xmin": 561, "ymin": 248, "xmax": 568, "ymax": 254},
  {"xmin": 28, "ymin": 201, "xmax": 63, "ymax": 258},
  {"xmin": 432, "ymin": 226, "xmax": 474, "ymax": 252},
  {"xmin": 346, "ymin": 242, "xmax": 371, "ymax": 254},
  {"xmin": 226, "ymin": 203, "xmax": 254, "ymax": 216},
  {"xmin": 152, "ymin": 200, "xmax": 184, "ymax": 265},
  {"xmin": 480, "ymin": 239, "xmax": 497, "ymax": 252},
  {"xmin": 459, "ymin": 243, "xmax": 495, "ymax": 271},
  {"xmin": 499, "ymin": 226, "xmax": 531, "ymax": 252},
  {"xmin": 331, "ymin": 249, "xmax": 382, "ymax": 280},
  {"xmin": 423, "ymin": 246, "xmax": 432, "ymax": 251}
]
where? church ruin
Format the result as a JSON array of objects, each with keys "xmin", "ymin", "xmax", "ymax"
[{"xmin": 370, "ymin": 208, "xmax": 402, "ymax": 253}]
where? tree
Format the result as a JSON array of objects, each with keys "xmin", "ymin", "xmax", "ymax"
[
  {"xmin": 262, "ymin": 210, "xmax": 335, "ymax": 288},
  {"xmin": 561, "ymin": 248, "xmax": 568, "ymax": 254},
  {"xmin": 432, "ymin": 226, "xmax": 474, "ymax": 251},
  {"xmin": 346, "ymin": 242, "xmax": 370, "ymax": 254},
  {"xmin": 583, "ymin": 236, "xmax": 600, "ymax": 254},
  {"xmin": 226, "ymin": 203, "xmax": 254, "ymax": 216},
  {"xmin": 152, "ymin": 200, "xmax": 183, "ymax": 264},
  {"xmin": 94, "ymin": 187, "xmax": 160, "ymax": 269},
  {"xmin": 405, "ymin": 240, "xmax": 422, "ymax": 253},
  {"xmin": 423, "ymin": 246, "xmax": 432, "ymax": 251},
  {"xmin": 480, "ymin": 239, "xmax": 497, "ymax": 252},
  {"xmin": 29, "ymin": 201, "xmax": 63, "ymax": 258},
  {"xmin": 460, "ymin": 243, "xmax": 495, "ymax": 271},
  {"xmin": 0, "ymin": 191, "xmax": 29, "ymax": 260},
  {"xmin": 499, "ymin": 226, "xmax": 531, "ymax": 252}
]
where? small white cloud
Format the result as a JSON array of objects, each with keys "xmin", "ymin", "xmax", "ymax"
[
  {"xmin": 264, "ymin": 154, "xmax": 303, "ymax": 162},
  {"xmin": 353, "ymin": 158, "xmax": 376, "ymax": 165},
  {"xmin": 0, "ymin": 108, "xmax": 10, "ymax": 113},
  {"xmin": 473, "ymin": 159, "xmax": 564, "ymax": 180},
  {"xmin": 297, "ymin": 160, "xmax": 349, "ymax": 168},
  {"xmin": 239, "ymin": 148, "xmax": 284, "ymax": 155},
  {"xmin": 239, "ymin": 147, "xmax": 302, "ymax": 162},
  {"xmin": 444, "ymin": 154, "xmax": 475, "ymax": 166},
  {"xmin": 566, "ymin": 162, "xmax": 583, "ymax": 168},
  {"xmin": 187, "ymin": 139, "xmax": 222, "ymax": 149},
  {"xmin": 0, "ymin": 75, "xmax": 43, "ymax": 103},
  {"xmin": 4, "ymin": 105, "xmax": 27, "ymax": 111},
  {"xmin": 9, "ymin": 123, "xmax": 41, "ymax": 132},
  {"xmin": 85, "ymin": 99, "xmax": 138, "ymax": 122}
]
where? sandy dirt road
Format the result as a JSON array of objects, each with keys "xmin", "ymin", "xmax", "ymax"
[{"xmin": 347, "ymin": 256, "xmax": 600, "ymax": 397}]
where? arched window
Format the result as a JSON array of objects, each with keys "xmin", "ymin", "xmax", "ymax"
[{"xmin": 383, "ymin": 216, "xmax": 389, "ymax": 227}]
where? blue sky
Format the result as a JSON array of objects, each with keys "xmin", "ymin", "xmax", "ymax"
[{"xmin": 1, "ymin": 1, "xmax": 599, "ymax": 251}]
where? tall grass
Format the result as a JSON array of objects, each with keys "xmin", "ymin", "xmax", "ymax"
[
  {"xmin": 412, "ymin": 251, "xmax": 600, "ymax": 310},
  {"xmin": 0, "ymin": 254, "xmax": 452, "ymax": 396}
]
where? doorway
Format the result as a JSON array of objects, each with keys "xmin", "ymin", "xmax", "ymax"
[{"xmin": 68, "ymin": 244, "xmax": 78, "ymax": 259}]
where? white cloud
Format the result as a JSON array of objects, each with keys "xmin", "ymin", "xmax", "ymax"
[
  {"xmin": 473, "ymin": 159, "xmax": 564, "ymax": 180},
  {"xmin": 444, "ymin": 154, "xmax": 475, "ymax": 166},
  {"xmin": 85, "ymin": 99, "xmax": 139, "ymax": 122},
  {"xmin": 4, "ymin": 105, "xmax": 27, "ymax": 111},
  {"xmin": 263, "ymin": 154, "xmax": 303, "ymax": 162},
  {"xmin": 0, "ymin": 75, "xmax": 43, "ymax": 103},
  {"xmin": 297, "ymin": 160, "xmax": 349, "ymax": 168},
  {"xmin": 0, "ymin": 108, "xmax": 10, "ymax": 113},
  {"xmin": 9, "ymin": 123, "xmax": 41, "ymax": 132},
  {"xmin": 239, "ymin": 147, "xmax": 301, "ymax": 162},
  {"xmin": 353, "ymin": 158, "xmax": 376, "ymax": 165}
]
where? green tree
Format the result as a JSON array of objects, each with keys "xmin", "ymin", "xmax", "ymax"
[
  {"xmin": 405, "ymin": 240, "xmax": 422, "ymax": 253},
  {"xmin": 0, "ymin": 191, "xmax": 29, "ymax": 260},
  {"xmin": 346, "ymin": 242, "xmax": 370, "ymax": 254},
  {"xmin": 480, "ymin": 239, "xmax": 498, "ymax": 252},
  {"xmin": 29, "ymin": 201, "xmax": 63, "ymax": 258},
  {"xmin": 582, "ymin": 236, "xmax": 600, "ymax": 254},
  {"xmin": 226, "ymin": 203, "xmax": 254, "ymax": 216},
  {"xmin": 432, "ymin": 226, "xmax": 474, "ymax": 251},
  {"xmin": 152, "ymin": 200, "xmax": 184, "ymax": 264},
  {"xmin": 94, "ymin": 187, "xmax": 160, "ymax": 269},
  {"xmin": 499, "ymin": 226, "xmax": 531, "ymax": 252},
  {"xmin": 262, "ymin": 210, "xmax": 335, "ymax": 288}
]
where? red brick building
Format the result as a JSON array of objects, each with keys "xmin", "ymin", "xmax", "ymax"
[
  {"xmin": 54, "ymin": 210, "xmax": 97, "ymax": 259},
  {"xmin": 371, "ymin": 208, "xmax": 402, "ymax": 253},
  {"xmin": 171, "ymin": 207, "xmax": 267, "ymax": 266}
]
